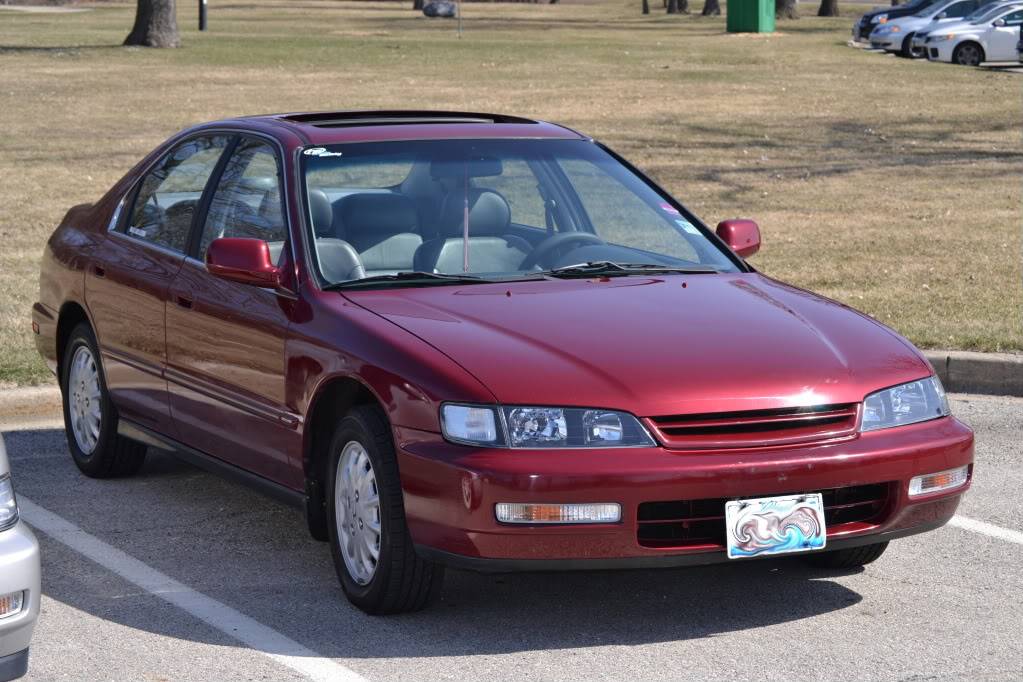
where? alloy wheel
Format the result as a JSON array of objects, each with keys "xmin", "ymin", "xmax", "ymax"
[
  {"xmin": 334, "ymin": 440, "xmax": 381, "ymax": 585},
  {"xmin": 68, "ymin": 344, "xmax": 102, "ymax": 455},
  {"xmin": 956, "ymin": 44, "xmax": 982, "ymax": 66}
]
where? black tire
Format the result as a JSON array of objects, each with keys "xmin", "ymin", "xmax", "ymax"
[
  {"xmin": 952, "ymin": 42, "xmax": 984, "ymax": 66},
  {"xmin": 900, "ymin": 34, "xmax": 921, "ymax": 58},
  {"xmin": 803, "ymin": 541, "xmax": 888, "ymax": 569},
  {"xmin": 326, "ymin": 404, "xmax": 444, "ymax": 615},
  {"xmin": 61, "ymin": 322, "xmax": 147, "ymax": 478}
]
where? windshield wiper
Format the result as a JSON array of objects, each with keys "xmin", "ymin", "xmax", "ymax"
[
  {"xmin": 542, "ymin": 261, "xmax": 719, "ymax": 278},
  {"xmin": 326, "ymin": 271, "xmax": 491, "ymax": 290}
]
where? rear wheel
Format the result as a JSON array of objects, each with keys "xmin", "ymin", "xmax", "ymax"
[
  {"xmin": 803, "ymin": 541, "xmax": 888, "ymax": 569},
  {"xmin": 952, "ymin": 42, "xmax": 984, "ymax": 66},
  {"xmin": 326, "ymin": 404, "xmax": 444, "ymax": 614},
  {"xmin": 901, "ymin": 34, "xmax": 923, "ymax": 58},
  {"xmin": 61, "ymin": 323, "xmax": 147, "ymax": 478}
]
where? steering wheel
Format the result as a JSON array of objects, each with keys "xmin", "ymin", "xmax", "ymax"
[{"xmin": 520, "ymin": 232, "xmax": 606, "ymax": 270}]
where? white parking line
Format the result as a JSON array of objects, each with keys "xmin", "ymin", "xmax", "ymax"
[
  {"xmin": 18, "ymin": 497, "xmax": 369, "ymax": 682},
  {"xmin": 950, "ymin": 515, "xmax": 1023, "ymax": 546}
]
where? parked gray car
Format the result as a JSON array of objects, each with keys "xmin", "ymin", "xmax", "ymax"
[
  {"xmin": 869, "ymin": 0, "xmax": 986, "ymax": 56},
  {"xmin": 0, "ymin": 436, "xmax": 40, "ymax": 682}
]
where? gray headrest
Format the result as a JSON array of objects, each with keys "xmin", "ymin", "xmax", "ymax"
[
  {"xmin": 336, "ymin": 193, "xmax": 419, "ymax": 240},
  {"xmin": 308, "ymin": 189, "xmax": 334, "ymax": 237},
  {"xmin": 438, "ymin": 189, "xmax": 511, "ymax": 238}
]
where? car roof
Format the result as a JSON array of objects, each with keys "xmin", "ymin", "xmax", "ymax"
[{"xmin": 202, "ymin": 111, "xmax": 589, "ymax": 147}]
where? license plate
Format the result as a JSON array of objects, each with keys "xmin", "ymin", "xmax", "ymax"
[{"xmin": 725, "ymin": 493, "xmax": 826, "ymax": 559}]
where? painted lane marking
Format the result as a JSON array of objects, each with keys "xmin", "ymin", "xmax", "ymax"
[
  {"xmin": 950, "ymin": 515, "xmax": 1023, "ymax": 546},
  {"xmin": 18, "ymin": 497, "xmax": 368, "ymax": 682}
]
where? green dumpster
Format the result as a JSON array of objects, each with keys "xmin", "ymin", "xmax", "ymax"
[{"xmin": 726, "ymin": 0, "xmax": 775, "ymax": 33}]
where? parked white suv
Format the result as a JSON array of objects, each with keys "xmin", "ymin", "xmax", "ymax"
[
  {"xmin": 0, "ymin": 436, "xmax": 40, "ymax": 682},
  {"xmin": 925, "ymin": 4, "xmax": 1023, "ymax": 63}
]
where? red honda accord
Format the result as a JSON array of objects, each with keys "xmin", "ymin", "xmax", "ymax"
[{"xmin": 33, "ymin": 111, "xmax": 973, "ymax": 614}]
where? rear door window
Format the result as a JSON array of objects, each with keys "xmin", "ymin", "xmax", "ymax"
[{"xmin": 126, "ymin": 136, "xmax": 230, "ymax": 253}]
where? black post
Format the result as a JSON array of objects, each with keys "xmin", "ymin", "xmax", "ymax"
[{"xmin": 199, "ymin": 0, "xmax": 207, "ymax": 31}]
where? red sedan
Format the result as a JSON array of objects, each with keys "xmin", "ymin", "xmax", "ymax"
[{"xmin": 32, "ymin": 111, "xmax": 973, "ymax": 614}]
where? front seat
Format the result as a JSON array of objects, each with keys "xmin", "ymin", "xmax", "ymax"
[
  {"xmin": 334, "ymin": 193, "xmax": 423, "ymax": 276},
  {"xmin": 308, "ymin": 189, "xmax": 365, "ymax": 282},
  {"xmin": 414, "ymin": 189, "xmax": 530, "ymax": 274}
]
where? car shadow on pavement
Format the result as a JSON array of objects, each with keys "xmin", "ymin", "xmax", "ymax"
[{"xmin": 7, "ymin": 428, "xmax": 865, "ymax": 659}]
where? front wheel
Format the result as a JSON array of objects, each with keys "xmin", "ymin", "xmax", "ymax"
[
  {"xmin": 61, "ymin": 323, "xmax": 147, "ymax": 478},
  {"xmin": 802, "ymin": 541, "xmax": 888, "ymax": 569},
  {"xmin": 952, "ymin": 42, "xmax": 984, "ymax": 66},
  {"xmin": 326, "ymin": 405, "xmax": 444, "ymax": 614}
]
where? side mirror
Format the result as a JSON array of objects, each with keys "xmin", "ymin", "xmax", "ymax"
[
  {"xmin": 993, "ymin": 17, "xmax": 1005, "ymax": 25},
  {"xmin": 716, "ymin": 219, "xmax": 761, "ymax": 258},
  {"xmin": 936, "ymin": 11, "xmax": 947, "ymax": 18},
  {"xmin": 206, "ymin": 237, "xmax": 281, "ymax": 288}
]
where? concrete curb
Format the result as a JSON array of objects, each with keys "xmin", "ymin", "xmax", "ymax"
[
  {"xmin": 924, "ymin": 350, "xmax": 1023, "ymax": 397},
  {"xmin": 0, "ymin": 384, "xmax": 61, "ymax": 427}
]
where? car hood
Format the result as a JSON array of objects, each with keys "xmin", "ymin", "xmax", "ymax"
[
  {"xmin": 344, "ymin": 273, "xmax": 932, "ymax": 417},
  {"xmin": 884, "ymin": 14, "xmax": 932, "ymax": 29},
  {"xmin": 927, "ymin": 18, "xmax": 982, "ymax": 33}
]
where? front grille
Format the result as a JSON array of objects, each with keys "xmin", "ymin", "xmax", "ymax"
[
  {"xmin": 637, "ymin": 483, "xmax": 892, "ymax": 550},
  {"xmin": 645, "ymin": 403, "xmax": 859, "ymax": 450}
]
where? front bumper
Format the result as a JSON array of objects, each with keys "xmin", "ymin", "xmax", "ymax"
[
  {"xmin": 396, "ymin": 416, "xmax": 973, "ymax": 570},
  {"xmin": 0, "ymin": 650, "xmax": 28, "ymax": 682},
  {"xmin": 927, "ymin": 41, "xmax": 957, "ymax": 62},
  {"xmin": 870, "ymin": 33, "xmax": 900, "ymax": 50},
  {"xmin": 0, "ymin": 521, "xmax": 41, "ymax": 670}
]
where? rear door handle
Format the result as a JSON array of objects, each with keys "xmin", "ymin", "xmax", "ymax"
[{"xmin": 176, "ymin": 295, "xmax": 193, "ymax": 310}]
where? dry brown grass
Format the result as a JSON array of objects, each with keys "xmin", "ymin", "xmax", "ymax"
[{"xmin": 1, "ymin": 0, "xmax": 1020, "ymax": 384}]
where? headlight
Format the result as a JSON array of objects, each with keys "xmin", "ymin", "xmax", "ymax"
[
  {"xmin": 861, "ymin": 376, "xmax": 950, "ymax": 432},
  {"xmin": 0, "ymin": 475, "xmax": 18, "ymax": 532},
  {"xmin": 889, "ymin": 25, "xmax": 901, "ymax": 32},
  {"xmin": 931, "ymin": 33, "xmax": 954, "ymax": 41},
  {"xmin": 872, "ymin": 13, "xmax": 888, "ymax": 23},
  {"xmin": 441, "ymin": 404, "xmax": 654, "ymax": 448}
]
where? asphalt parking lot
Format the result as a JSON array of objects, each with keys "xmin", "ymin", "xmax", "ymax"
[{"xmin": 3, "ymin": 393, "xmax": 1021, "ymax": 682}]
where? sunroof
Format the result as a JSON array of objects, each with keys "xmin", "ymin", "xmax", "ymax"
[{"xmin": 280, "ymin": 111, "xmax": 538, "ymax": 128}]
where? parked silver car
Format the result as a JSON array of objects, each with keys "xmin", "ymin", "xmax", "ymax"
[
  {"xmin": 925, "ymin": 3, "xmax": 1023, "ymax": 63},
  {"xmin": 911, "ymin": 1, "xmax": 1023, "ymax": 53},
  {"xmin": 869, "ymin": 0, "xmax": 986, "ymax": 56},
  {"xmin": 0, "ymin": 436, "xmax": 40, "ymax": 682}
]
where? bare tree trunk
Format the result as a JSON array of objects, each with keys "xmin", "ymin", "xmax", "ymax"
[
  {"xmin": 413, "ymin": 0, "xmax": 424, "ymax": 9},
  {"xmin": 642, "ymin": 0, "xmax": 650, "ymax": 12},
  {"xmin": 124, "ymin": 0, "xmax": 179, "ymax": 48},
  {"xmin": 679, "ymin": 0, "xmax": 689, "ymax": 11},
  {"xmin": 666, "ymin": 0, "xmax": 679, "ymax": 13},
  {"xmin": 702, "ymin": 0, "xmax": 721, "ymax": 15},
  {"xmin": 817, "ymin": 0, "xmax": 838, "ymax": 14},
  {"xmin": 775, "ymin": 0, "xmax": 798, "ymax": 18}
]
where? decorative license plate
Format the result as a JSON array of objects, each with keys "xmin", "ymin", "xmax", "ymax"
[{"xmin": 725, "ymin": 493, "xmax": 826, "ymax": 559}]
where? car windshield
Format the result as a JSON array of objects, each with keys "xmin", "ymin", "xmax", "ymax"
[
  {"xmin": 964, "ymin": 3, "xmax": 1002, "ymax": 20},
  {"xmin": 301, "ymin": 139, "xmax": 741, "ymax": 288},
  {"xmin": 971, "ymin": 4, "xmax": 1014, "ymax": 21}
]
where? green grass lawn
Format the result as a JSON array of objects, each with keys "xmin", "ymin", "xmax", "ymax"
[{"xmin": 0, "ymin": 0, "xmax": 1020, "ymax": 385}]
